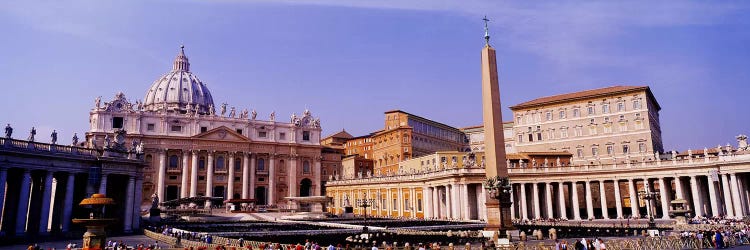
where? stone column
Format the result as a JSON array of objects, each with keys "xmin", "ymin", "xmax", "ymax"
[
  {"xmin": 424, "ymin": 186, "xmax": 432, "ymax": 218},
  {"xmin": 479, "ymin": 184, "xmax": 487, "ymax": 221},
  {"xmin": 509, "ymin": 184, "xmax": 516, "ymax": 219},
  {"xmin": 545, "ymin": 182, "xmax": 554, "ymax": 219},
  {"xmin": 599, "ymin": 180, "xmax": 609, "ymax": 219},
  {"xmin": 731, "ymin": 173, "xmax": 744, "ymax": 218},
  {"xmin": 314, "ymin": 160, "xmax": 322, "ymax": 196},
  {"xmin": 249, "ymin": 154, "xmax": 256, "ymax": 199},
  {"xmin": 445, "ymin": 185, "xmax": 452, "ymax": 219},
  {"xmin": 99, "ymin": 173, "xmax": 108, "ymax": 195},
  {"xmin": 614, "ymin": 180, "xmax": 623, "ymax": 219},
  {"xmin": 133, "ymin": 176, "xmax": 143, "ymax": 230},
  {"xmin": 286, "ymin": 156, "xmax": 294, "ymax": 198},
  {"xmin": 269, "ymin": 155, "xmax": 277, "ymax": 204},
  {"xmin": 722, "ymin": 174, "xmax": 735, "ymax": 218},
  {"xmin": 690, "ymin": 175, "xmax": 703, "ymax": 217},
  {"xmin": 242, "ymin": 153, "xmax": 250, "ymax": 199},
  {"xmin": 205, "ymin": 151, "xmax": 214, "ymax": 208},
  {"xmin": 628, "ymin": 179, "xmax": 639, "ymax": 218},
  {"xmin": 38, "ymin": 171, "xmax": 54, "ymax": 235},
  {"xmin": 658, "ymin": 177, "xmax": 670, "ymax": 219},
  {"xmin": 16, "ymin": 169, "xmax": 31, "ymax": 236},
  {"xmin": 228, "ymin": 154, "xmax": 235, "ymax": 199},
  {"xmin": 520, "ymin": 183, "xmax": 528, "ymax": 220},
  {"xmin": 706, "ymin": 175, "xmax": 719, "ymax": 217},
  {"xmin": 460, "ymin": 184, "xmax": 469, "ymax": 219},
  {"xmin": 157, "ymin": 149, "xmax": 166, "ymax": 202},
  {"xmin": 432, "ymin": 187, "xmax": 439, "ymax": 218},
  {"xmin": 674, "ymin": 176, "xmax": 685, "ymax": 200},
  {"xmin": 585, "ymin": 181, "xmax": 594, "ymax": 219},
  {"xmin": 399, "ymin": 188, "xmax": 405, "ymax": 217},
  {"xmin": 0, "ymin": 168, "xmax": 6, "ymax": 223},
  {"xmin": 61, "ymin": 173, "xmax": 75, "ymax": 232},
  {"xmin": 558, "ymin": 182, "xmax": 567, "ymax": 219},
  {"xmin": 123, "ymin": 176, "xmax": 135, "ymax": 232},
  {"xmin": 181, "ymin": 151, "xmax": 190, "ymax": 198},
  {"xmin": 451, "ymin": 184, "xmax": 459, "ymax": 218},
  {"xmin": 532, "ymin": 182, "xmax": 541, "ymax": 219},
  {"xmin": 190, "ymin": 151, "xmax": 198, "ymax": 197},
  {"xmin": 570, "ymin": 181, "xmax": 580, "ymax": 220}
]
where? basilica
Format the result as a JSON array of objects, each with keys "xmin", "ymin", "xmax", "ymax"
[{"xmin": 86, "ymin": 46, "xmax": 324, "ymax": 208}]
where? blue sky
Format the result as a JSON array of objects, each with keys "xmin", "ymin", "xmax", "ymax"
[{"xmin": 0, "ymin": 1, "xmax": 748, "ymax": 151}]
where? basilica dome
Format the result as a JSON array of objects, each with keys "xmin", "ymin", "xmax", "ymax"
[{"xmin": 142, "ymin": 46, "xmax": 215, "ymax": 114}]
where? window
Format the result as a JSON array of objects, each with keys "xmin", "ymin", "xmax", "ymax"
[
  {"xmin": 590, "ymin": 118, "xmax": 595, "ymax": 124},
  {"xmin": 393, "ymin": 199, "xmax": 398, "ymax": 210},
  {"xmin": 635, "ymin": 121, "xmax": 644, "ymax": 130},
  {"xmin": 592, "ymin": 147, "xmax": 599, "ymax": 156},
  {"xmin": 607, "ymin": 145, "xmax": 614, "ymax": 155},
  {"xmin": 633, "ymin": 99, "xmax": 642, "ymax": 109},
  {"xmin": 546, "ymin": 112, "xmax": 552, "ymax": 121},
  {"xmin": 604, "ymin": 117, "xmax": 610, "ymax": 123},
  {"xmin": 561, "ymin": 128, "xmax": 568, "ymax": 138},
  {"xmin": 303, "ymin": 131, "xmax": 310, "ymax": 141},
  {"xmin": 575, "ymin": 127, "xmax": 583, "ymax": 137},
  {"xmin": 559, "ymin": 110, "xmax": 566, "ymax": 119},
  {"xmin": 169, "ymin": 155, "xmax": 179, "ymax": 168},
  {"xmin": 200, "ymin": 126, "xmax": 208, "ymax": 133},
  {"xmin": 168, "ymin": 175, "xmax": 178, "ymax": 180},
  {"xmin": 216, "ymin": 156, "xmax": 225, "ymax": 170},
  {"xmin": 537, "ymin": 133, "xmax": 542, "ymax": 141},
  {"xmin": 587, "ymin": 106, "xmax": 595, "ymax": 115},
  {"xmin": 171, "ymin": 125, "xmax": 182, "ymax": 132},
  {"xmin": 603, "ymin": 104, "xmax": 610, "ymax": 114},
  {"xmin": 303, "ymin": 161, "xmax": 311, "ymax": 174},
  {"xmin": 622, "ymin": 145, "xmax": 630, "ymax": 154},
  {"xmin": 147, "ymin": 123, "xmax": 155, "ymax": 131},
  {"xmin": 404, "ymin": 199, "xmax": 410, "ymax": 210},
  {"xmin": 604, "ymin": 125, "xmax": 612, "ymax": 133},
  {"xmin": 518, "ymin": 134, "xmax": 523, "ymax": 143},
  {"xmin": 258, "ymin": 131, "xmax": 267, "ymax": 138},
  {"xmin": 113, "ymin": 117, "xmax": 124, "ymax": 129},
  {"xmin": 617, "ymin": 102, "xmax": 624, "ymax": 112},
  {"xmin": 198, "ymin": 176, "xmax": 205, "ymax": 181},
  {"xmin": 577, "ymin": 149, "xmax": 584, "ymax": 158},
  {"xmin": 234, "ymin": 158, "xmax": 241, "ymax": 171},
  {"xmin": 573, "ymin": 109, "xmax": 580, "ymax": 117},
  {"xmin": 528, "ymin": 134, "xmax": 533, "ymax": 142},
  {"xmin": 639, "ymin": 143, "xmax": 646, "ymax": 152},
  {"xmin": 199, "ymin": 157, "xmax": 206, "ymax": 170},
  {"xmin": 279, "ymin": 132, "xmax": 286, "ymax": 140},
  {"xmin": 236, "ymin": 129, "xmax": 243, "ymax": 135},
  {"xmin": 279, "ymin": 160, "xmax": 285, "ymax": 173},
  {"xmin": 257, "ymin": 159, "xmax": 265, "ymax": 171},
  {"xmin": 417, "ymin": 199, "xmax": 422, "ymax": 211},
  {"xmin": 258, "ymin": 177, "xmax": 265, "ymax": 182}
]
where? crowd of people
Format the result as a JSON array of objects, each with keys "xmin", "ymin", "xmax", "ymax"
[{"xmin": 551, "ymin": 238, "xmax": 607, "ymax": 250}]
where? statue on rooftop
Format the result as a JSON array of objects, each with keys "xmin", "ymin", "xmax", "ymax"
[
  {"xmin": 95, "ymin": 96, "xmax": 101, "ymax": 109},
  {"xmin": 229, "ymin": 107, "xmax": 236, "ymax": 118},
  {"xmin": 270, "ymin": 111, "xmax": 275, "ymax": 121},
  {"xmin": 51, "ymin": 130, "xmax": 58, "ymax": 145},
  {"xmin": 4, "ymin": 124, "xmax": 11, "ymax": 138},
  {"xmin": 251, "ymin": 109, "xmax": 257, "ymax": 120},
  {"xmin": 221, "ymin": 103, "xmax": 227, "ymax": 116},
  {"xmin": 72, "ymin": 133, "xmax": 79, "ymax": 146},
  {"xmin": 208, "ymin": 104, "xmax": 215, "ymax": 116},
  {"xmin": 28, "ymin": 127, "xmax": 36, "ymax": 142}
]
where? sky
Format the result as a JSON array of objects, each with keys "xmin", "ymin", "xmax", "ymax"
[{"xmin": 0, "ymin": 1, "xmax": 748, "ymax": 151}]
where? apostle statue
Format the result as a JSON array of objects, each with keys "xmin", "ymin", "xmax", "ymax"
[
  {"xmin": 72, "ymin": 133, "xmax": 79, "ymax": 146},
  {"xmin": 270, "ymin": 111, "xmax": 275, "ymax": 121},
  {"xmin": 95, "ymin": 96, "xmax": 101, "ymax": 108},
  {"xmin": 229, "ymin": 107, "xmax": 236, "ymax": 118},
  {"xmin": 220, "ymin": 103, "xmax": 227, "ymax": 116},
  {"xmin": 51, "ymin": 130, "xmax": 58, "ymax": 145},
  {"xmin": 104, "ymin": 134, "xmax": 111, "ymax": 148},
  {"xmin": 185, "ymin": 104, "xmax": 192, "ymax": 116},
  {"xmin": 28, "ymin": 127, "xmax": 36, "ymax": 142},
  {"xmin": 251, "ymin": 109, "xmax": 257, "ymax": 120},
  {"xmin": 208, "ymin": 104, "xmax": 215, "ymax": 116},
  {"xmin": 4, "ymin": 124, "xmax": 11, "ymax": 138},
  {"xmin": 291, "ymin": 113, "xmax": 298, "ymax": 123},
  {"xmin": 242, "ymin": 109, "xmax": 249, "ymax": 119},
  {"xmin": 151, "ymin": 193, "xmax": 160, "ymax": 209}
]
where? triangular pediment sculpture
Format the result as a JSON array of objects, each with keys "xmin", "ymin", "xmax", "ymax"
[{"xmin": 193, "ymin": 126, "xmax": 250, "ymax": 142}]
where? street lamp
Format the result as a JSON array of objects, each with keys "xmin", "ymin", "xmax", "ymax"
[
  {"xmin": 356, "ymin": 192, "xmax": 376, "ymax": 231},
  {"xmin": 638, "ymin": 181, "xmax": 660, "ymax": 229}
]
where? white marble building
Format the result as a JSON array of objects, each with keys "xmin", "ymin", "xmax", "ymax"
[{"xmin": 86, "ymin": 46, "xmax": 323, "ymax": 208}]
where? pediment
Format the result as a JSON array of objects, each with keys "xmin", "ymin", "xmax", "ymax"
[{"xmin": 194, "ymin": 126, "xmax": 250, "ymax": 142}]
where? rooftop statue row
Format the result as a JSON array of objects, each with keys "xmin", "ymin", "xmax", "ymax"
[{"xmin": 5, "ymin": 124, "xmax": 80, "ymax": 146}]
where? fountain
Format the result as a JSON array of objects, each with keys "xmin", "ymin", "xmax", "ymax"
[{"xmin": 72, "ymin": 194, "xmax": 117, "ymax": 250}]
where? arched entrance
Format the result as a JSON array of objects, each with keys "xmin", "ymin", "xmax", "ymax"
[
  {"xmin": 213, "ymin": 186, "xmax": 225, "ymax": 199},
  {"xmin": 255, "ymin": 187, "xmax": 267, "ymax": 205},
  {"xmin": 300, "ymin": 178, "xmax": 312, "ymax": 197},
  {"xmin": 166, "ymin": 186, "xmax": 179, "ymax": 201}
]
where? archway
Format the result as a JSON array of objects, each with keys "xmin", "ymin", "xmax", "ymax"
[
  {"xmin": 213, "ymin": 186, "xmax": 225, "ymax": 199},
  {"xmin": 255, "ymin": 187, "xmax": 267, "ymax": 205},
  {"xmin": 300, "ymin": 178, "xmax": 312, "ymax": 197}
]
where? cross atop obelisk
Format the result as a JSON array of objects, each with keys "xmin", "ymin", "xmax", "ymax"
[{"xmin": 483, "ymin": 16, "xmax": 491, "ymax": 45}]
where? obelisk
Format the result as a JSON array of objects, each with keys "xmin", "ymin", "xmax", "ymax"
[{"xmin": 480, "ymin": 16, "xmax": 512, "ymax": 235}]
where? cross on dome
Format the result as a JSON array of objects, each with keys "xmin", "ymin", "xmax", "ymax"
[{"xmin": 173, "ymin": 45, "xmax": 190, "ymax": 72}]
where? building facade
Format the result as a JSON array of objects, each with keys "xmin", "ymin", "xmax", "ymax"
[
  {"xmin": 510, "ymin": 86, "xmax": 664, "ymax": 164},
  {"xmin": 0, "ymin": 136, "xmax": 144, "ymax": 236},
  {"xmin": 86, "ymin": 47, "xmax": 323, "ymax": 208}
]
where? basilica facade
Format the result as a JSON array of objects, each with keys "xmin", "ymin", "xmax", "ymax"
[{"xmin": 86, "ymin": 46, "xmax": 323, "ymax": 208}]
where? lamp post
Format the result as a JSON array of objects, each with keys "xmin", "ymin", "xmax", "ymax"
[
  {"xmin": 638, "ymin": 181, "xmax": 660, "ymax": 229},
  {"xmin": 356, "ymin": 192, "xmax": 376, "ymax": 232}
]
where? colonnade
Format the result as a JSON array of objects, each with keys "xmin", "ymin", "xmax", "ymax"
[
  {"xmin": 153, "ymin": 149, "xmax": 321, "ymax": 207},
  {"xmin": 422, "ymin": 183, "xmax": 486, "ymax": 220},
  {"xmin": 511, "ymin": 172, "xmax": 750, "ymax": 220}
]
